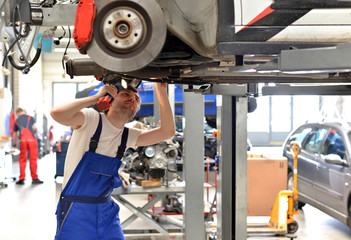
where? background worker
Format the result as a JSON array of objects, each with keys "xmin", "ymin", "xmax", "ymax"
[
  {"xmin": 50, "ymin": 81, "xmax": 175, "ymax": 239},
  {"xmin": 13, "ymin": 108, "xmax": 43, "ymax": 185}
]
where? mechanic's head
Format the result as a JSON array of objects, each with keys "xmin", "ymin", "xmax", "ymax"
[
  {"xmin": 119, "ymin": 84, "xmax": 138, "ymax": 94},
  {"xmin": 106, "ymin": 88, "xmax": 141, "ymax": 120},
  {"xmin": 15, "ymin": 107, "xmax": 26, "ymax": 116}
]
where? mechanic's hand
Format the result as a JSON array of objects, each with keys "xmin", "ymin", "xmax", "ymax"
[
  {"xmin": 154, "ymin": 82, "xmax": 167, "ymax": 92},
  {"xmin": 95, "ymin": 84, "xmax": 118, "ymax": 100},
  {"xmin": 118, "ymin": 170, "xmax": 130, "ymax": 188}
]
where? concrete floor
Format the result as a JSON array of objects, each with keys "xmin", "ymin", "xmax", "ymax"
[{"xmin": 0, "ymin": 152, "xmax": 351, "ymax": 239}]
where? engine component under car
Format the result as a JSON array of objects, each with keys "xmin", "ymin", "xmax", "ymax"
[{"xmin": 121, "ymin": 137, "xmax": 180, "ymax": 180}]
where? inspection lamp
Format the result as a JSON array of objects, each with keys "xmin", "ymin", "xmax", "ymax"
[
  {"xmin": 96, "ymin": 76, "xmax": 142, "ymax": 111},
  {"xmin": 119, "ymin": 78, "xmax": 141, "ymax": 92},
  {"xmin": 115, "ymin": 78, "xmax": 128, "ymax": 91}
]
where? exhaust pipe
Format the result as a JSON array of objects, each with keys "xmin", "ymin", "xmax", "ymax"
[{"xmin": 66, "ymin": 58, "xmax": 109, "ymax": 79}]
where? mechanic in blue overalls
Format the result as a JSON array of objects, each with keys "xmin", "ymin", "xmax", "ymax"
[{"xmin": 51, "ymin": 81, "xmax": 175, "ymax": 239}]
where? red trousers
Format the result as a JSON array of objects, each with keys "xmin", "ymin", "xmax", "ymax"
[{"xmin": 19, "ymin": 138, "xmax": 38, "ymax": 180}]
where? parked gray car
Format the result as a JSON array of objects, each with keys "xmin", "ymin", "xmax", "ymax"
[{"xmin": 283, "ymin": 121, "xmax": 351, "ymax": 232}]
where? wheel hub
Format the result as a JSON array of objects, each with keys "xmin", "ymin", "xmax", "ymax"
[
  {"xmin": 102, "ymin": 7, "xmax": 146, "ymax": 53},
  {"xmin": 87, "ymin": 0, "xmax": 167, "ymax": 72}
]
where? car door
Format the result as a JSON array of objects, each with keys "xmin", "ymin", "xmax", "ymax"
[
  {"xmin": 296, "ymin": 128, "xmax": 327, "ymax": 198},
  {"xmin": 315, "ymin": 128, "xmax": 349, "ymax": 215}
]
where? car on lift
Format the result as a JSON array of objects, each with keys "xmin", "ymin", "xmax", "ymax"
[
  {"xmin": 63, "ymin": 0, "xmax": 351, "ymax": 84},
  {"xmin": 282, "ymin": 121, "xmax": 351, "ymax": 232},
  {"xmin": 2, "ymin": 0, "xmax": 351, "ymax": 84}
]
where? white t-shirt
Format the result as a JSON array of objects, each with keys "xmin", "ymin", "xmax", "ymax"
[{"xmin": 61, "ymin": 108, "xmax": 142, "ymax": 189}]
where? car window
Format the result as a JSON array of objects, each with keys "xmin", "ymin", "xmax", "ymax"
[
  {"xmin": 321, "ymin": 129, "xmax": 346, "ymax": 160},
  {"xmin": 287, "ymin": 127, "xmax": 313, "ymax": 145},
  {"xmin": 303, "ymin": 128, "xmax": 328, "ymax": 155}
]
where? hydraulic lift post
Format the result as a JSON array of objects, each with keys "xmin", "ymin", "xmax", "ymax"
[
  {"xmin": 201, "ymin": 84, "xmax": 248, "ymax": 239},
  {"xmin": 183, "ymin": 87, "xmax": 205, "ymax": 239},
  {"xmin": 217, "ymin": 94, "xmax": 248, "ymax": 240}
]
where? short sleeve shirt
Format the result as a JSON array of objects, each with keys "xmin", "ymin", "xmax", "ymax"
[{"xmin": 62, "ymin": 108, "xmax": 142, "ymax": 189}]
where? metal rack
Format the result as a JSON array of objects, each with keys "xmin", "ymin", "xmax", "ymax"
[
  {"xmin": 0, "ymin": 139, "xmax": 16, "ymax": 188},
  {"xmin": 111, "ymin": 183, "xmax": 185, "ymax": 236}
]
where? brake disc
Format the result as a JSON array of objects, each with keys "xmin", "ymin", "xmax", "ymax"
[{"xmin": 87, "ymin": 0, "xmax": 167, "ymax": 73}]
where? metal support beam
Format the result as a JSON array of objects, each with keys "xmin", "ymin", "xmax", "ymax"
[
  {"xmin": 234, "ymin": 97, "xmax": 248, "ymax": 239},
  {"xmin": 153, "ymin": 86, "xmax": 160, "ymax": 126},
  {"xmin": 41, "ymin": 4, "xmax": 77, "ymax": 26},
  {"xmin": 203, "ymin": 84, "xmax": 247, "ymax": 96},
  {"xmin": 218, "ymin": 42, "xmax": 335, "ymax": 55},
  {"xmin": 118, "ymin": 194, "xmax": 161, "ymax": 229},
  {"xmin": 168, "ymin": 84, "xmax": 175, "ymax": 117},
  {"xmin": 113, "ymin": 195, "xmax": 169, "ymax": 235},
  {"xmin": 183, "ymin": 88, "xmax": 205, "ymax": 239},
  {"xmin": 280, "ymin": 43, "xmax": 351, "ymax": 72},
  {"xmin": 262, "ymin": 85, "xmax": 351, "ymax": 96},
  {"xmin": 217, "ymin": 93, "xmax": 247, "ymax": 240}
]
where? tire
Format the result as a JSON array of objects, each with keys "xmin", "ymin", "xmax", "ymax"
[
  {"xmin": 287, "ymin": 171, "xmax": 305, "ymax": 210},
  {"xmin": 348, "ymin": 205, "xmax": 351, "ymax": 233},
  {"xmin": 297, "ymin": 201, "xmax": 306, "ymax": 210},
  {"xmin": 288, "ymin": 220, "xmax": 299, "ymax": 233}
]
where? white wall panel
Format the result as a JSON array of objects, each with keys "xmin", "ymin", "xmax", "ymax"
[{"xmin": 41, "ymin": 52, "xmax": 92, "ymax": 128}]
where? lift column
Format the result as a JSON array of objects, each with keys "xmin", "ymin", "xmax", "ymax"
[
  {"xmin": 183, "ymin": 87, "xmax": 205, "ymax": 239},
  {"xmin": 211, "ymin": 85, "xmax": 248, "ymax": 240}
]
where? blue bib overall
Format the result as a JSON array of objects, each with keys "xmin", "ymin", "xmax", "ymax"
[{"xmin": 55, "ymin": 114, "xmax": 128, "ymax": 240}]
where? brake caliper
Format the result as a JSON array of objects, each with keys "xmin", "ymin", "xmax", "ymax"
[{"xmin": 73, "ymin": 0, "xmax": 96, "ymax": 54}]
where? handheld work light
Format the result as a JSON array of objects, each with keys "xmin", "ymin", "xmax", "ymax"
[{"xmin": 96, "ymin": 76, "xmax": 141, "ymax": 111}]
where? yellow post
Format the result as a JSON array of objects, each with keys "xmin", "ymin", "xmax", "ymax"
[{"xmin": 290, "ymin": 142, "xmax": 301, "ymax": 202}]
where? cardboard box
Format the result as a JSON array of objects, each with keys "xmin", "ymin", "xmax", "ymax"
[
  {"xmin": 247, "ymin": 156, "xmax": 287, "ymax": 216},
  {"xmin": 247, "ymin": 153, "xmax": 264, "ymax": 158}
]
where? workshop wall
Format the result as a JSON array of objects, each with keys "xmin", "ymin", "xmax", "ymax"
[
  {"xmin": 41, "ymin": 52, "xmax": 91, "ymax": 117},
  {"xmin": 0, "ymin": 44, "xmax": 11, "ymax": 138},
  {"xmin": 41, "ymin": 52, "xmax": 93, "ymax": 140},
  {"xmin": 17, "ymin": 57, "xmax": 43, "ymax": 117}
]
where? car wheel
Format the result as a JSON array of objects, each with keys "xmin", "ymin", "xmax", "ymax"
[
  {"xmin": 297, "ymin": 201, "xmax": 306, "ymax": 210},
  {"xmin": 287, "ymin": 172, "xmax": 305, "ymax": 210},
  {"xmin": 287, "ymin": 220, "xmax": 299, "ymax": 233},
  {"xmin": 87, "ymin": 0, "xmax": 167, "ymax": 72},
  {"xmin": 348, "ymin": 205, "xmax": 351, "ymax": 233}
]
